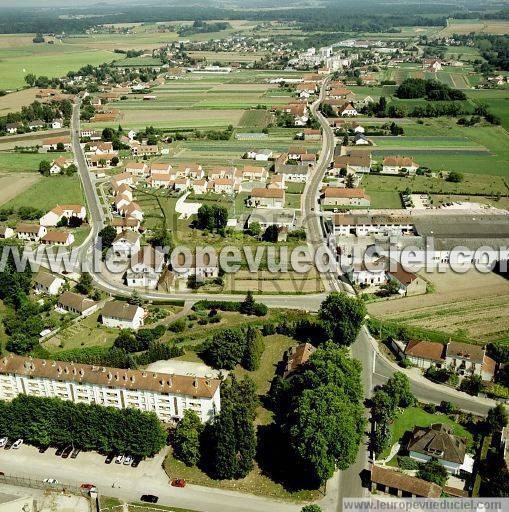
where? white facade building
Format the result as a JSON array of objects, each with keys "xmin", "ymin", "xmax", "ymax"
[{"xmin": 0, "ymin": 354, "xmax": 221, "ymax": 423}]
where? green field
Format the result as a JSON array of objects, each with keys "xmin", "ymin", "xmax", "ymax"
[
  {"xmin": 238, "ymin": 109, "xmax": 275, "ymax": 129},
  {"xmin": 0, "ymin": 42, "xmax": 116, "ymax": 90},
  {"xmin": 4, "ymin": 174, "xmax": 84, "ymax": 211},
  {"xmin": 0, "ymin": 152, "xmax": 72, "ymax": 173}
]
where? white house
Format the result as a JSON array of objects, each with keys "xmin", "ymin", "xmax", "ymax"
[
  {"xmin": 191, "ymin": 179, "xmax": 208, "ymax": 195},
  {"xmin": 42, "ymin": 136, "xmax": 72, "ymax": 151},
  {"xmin": 126, "ymin": 246, "xmax": 165, "ymax": 290},
  {"xmin": 322, "ymin": 187, "xmax": 370, "ymax": 206},
  {"xmin": 49, "ymin": 156, "xmax": 73, "ymax": 175},
  {"xmin": 34, "ymin": 272, "xmax": 65, "ymax": 296},
  {"xmin": 213, "ymin": 178, "xmax": 235, "ymax": 195},
  {"xmin": 0, "ymin": 226, "xmax": 15, "ymax": 239},
  {"xmin": 112, "ymin": 231, "xmax": 141, "ymax": 259},
  {"xmin": 51, "ymin": 119, "xmax": 64, "ymax": 129},
  {"xmin": 245, "ymin": 149, "xmax": 273, "ymax": 161},
  {"xmin": 57, "ymin": 291, "xmax": 98, "ymax": 317},
  {"xmin": 101, "ymin": 301, "xmax": 145, "ymax": 330},
  {"xmin": 17, "ymin": 224, "xmax": 47, "ymax": 242},
  {"xmin": 39, "ymin": 204, "xmax": 86, "ymax": 227},
  {"xmin": 248, "ymin": 188, "xmax": 285, "ymax": 208},
  {"xmin": 119, "ymin": 202, "xmax": 143, "ymax": 221},
  {"xmin": 171, "ymin": 252, "xmax": 219, "ymax": 281},
  {"xmin": 125, "ymin": 161, "xmax": 149, "ymax": 177},
  {"xmin": 382, "ymin": 156, "xmax": 419, "ymax": 175},
  {"xmin": 40, "ymin": 231, "xmax": 75, "ymax": 246},
  {"xmin": 347, "ymin": 261, "xmax": 386, "ymax": 286}
]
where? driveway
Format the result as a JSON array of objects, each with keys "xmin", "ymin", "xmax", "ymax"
[{"xmin": 0, "ymin": 445, "xmax": 300, "ymax": 512}]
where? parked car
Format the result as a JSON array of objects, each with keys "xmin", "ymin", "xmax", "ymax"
[
  {"xmin": 131, "ymin": 458, "xmax": 141, "ymax": 468},
  {"xmin": 114, "ymin": 455, "xmax": 124, "ymax": 464},
  {"xmin": 43, "ymin": 478, "xmax": 59, "ymax": 485},
  {"xmin": 61, "ymin": 445, "xmax": 72, "ymax": 458},
  {"xmin": 80, "ymin": 483, "xmax": 96, "ymax": 490},
  {"xmin": 123, "ymin": 455, "xmax": 133, "ymax": 465},
  {"xmin": 12, "ymin": 439, "xmax": 23, "ymax": 449},
  {"xmin": 38, "ymin": 446, "xmax": 49, "ymax": 453},
  {"xmin": 0, "ymin": 471, "xmax": 4, "ymax": 477},
  {"xmin": 105, "ymin": 454, "xmax": 114, "ymax": 464},
  {"xmin": 171, "ymin": 479, "xmax": 186, "ymax": 488},
  {"xmin": 0, "ymin": 437, "xmax": 7, "ymax": 448},
  {"xmin": 70, "ymin": 448, "xmax": 81, "ymax": 459},
  {"xmin": 4, "ymin": 439, "xmax": 14, "ymax": 450},
  {"xmin": 140, "ymin": 495, "xmax": 159, "ymax": 504},
  {"xmin": 55, "ymin": 446, "xmax": 65, "ymax": 456}
]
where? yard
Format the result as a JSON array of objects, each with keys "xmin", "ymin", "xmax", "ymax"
[{"xmin": 381, "ymin": 406, "xmax": 473, "ymax": 460}]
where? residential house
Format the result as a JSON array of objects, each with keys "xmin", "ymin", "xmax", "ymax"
[
  {"xmin": 131, "ymin": 144, "xmax": 160, "ymax": 157},
  {"xmin": 34, "ymin": 272, "xmax": 65, "ymax": 296},
  {"xmin": 248, "ymin": 188, "xmax": 285, "ymax": 208},
  {"xmin": 445, "ymin": 341, "xmax": 496, "ymax": 381},
  {"xmin": 331, "ymin": 212, "xmax": 414, "ymax": 237},
  {"xmin": 386, "ymin": 261, "xmax": 427, "ymax": 296},
  {"xmin": 40, "ymin": 231, "xmax": 74, "ymax": 246},
  {"xmin": 370, "ymin": 465, "xmax": 442, "ymax": 498},
  {"xmin": 213, "ymin": 178, "xmax": 236, "ymax": 195},
  {"xmin": 86, "ymin": 152, "xmax": 119, "ymax": 168},
  {"xmin": 174, "ymin": 177, "xmax": 190, "ymax": 193},
  {"xmin": 57, "ymin": 291, "xmax": 98, "ymax": 316},
  {"xmin": 101, "ymin": 301, "xmax": 145, "ymax": 330},
  {"xmin": 276, "ymin": 166, "xmax": 309, "ymax": 183},
  {"xmin": 112, "ymin": 231, "xmax": 141, "ymax": 259},
  {"xmin": 39, "ymin": 204, "xmax": 86, "ymax": 227},
  {"xmin": 124, "ymin": 161, "xmax": 148, "ymax": 177},
  {"xmin": 268, "ymin": 174, "xmax": 285, "ymax": 190},
  {"xmin": 382, "ymin": 156, "xmax": 419, "ymax": 175},
  {"xmin": 49, "ymin": 156, "xmax": 73, "ymax": 175},
  {"xmin": 191, "ymin": 180, "xmax": 208, "ymax": 195},
  {"xmin": 423, "ymin": 58, "xmax": 442, "ymax": 72},
  {"xmin": 119, "ymin": 202, "xmax": 143, "ymax": 221},
  {"xmin": 149, "ymin": 162, "xmax": 173, "ymax": 176},
  {"xmin": 6, "ymin": 122, "xmax": 22, "ymax": 134},
  {"xmin": 28, "ymin": 120, "xmax": 45, "ymax": 130},
  {"xmin": 148, "ymin": 174, "xmax": 174, "ymax": 189},
  {"xmin": 42, "ymin": 136, "xmax": 72, "ymax": 151},
  {"xmin": 347, "ymin": 261, "xmax": 386, "ymax": 286},
  {"xmin": 332, "ymin": 154, "xmax": 371, "ymax": 175},
  {"xmin": 282, "ymin": 343, "xmax": 317, "ymax": 378},
  {"xmin": 407, "ymin": 424, "xmax": 471, "ymax": 475},
  {"xmin": 111, "ymin": 217, "xmax": 140, "ymax": 234},
  {"xmin": 126, "ymin": 245, "xmax": 165, "ymax": 290},
  {"xmin": 16, "ymin": 224, "xmax": 47, "ymax": 242},
  {"xmin": 354, "ymin": 134, "xmax": 370, "ymax": 146},
  {"xmin": 0, "ymin": 226, "xmax": 15, "ymax": 239},
  {"xmin": 51, "ymin": 118, "xmax": 63, "ymax": 129},
  {"xmin": 328, "ymin": 88, "xmax": 356, "ymax": 102},
  {"xmin": 404, "ymin": 340, "xmax": 446, "ymax": 369},
  {"xmin": 322, "ymin": 187, "xmax": 371, "ymax": 206},
  {"xmin": 245, "ymin": 149, "xmax": 273, "ymax": 161},
  {"xmin": 246, "ymin": 208, "xmax": 296, "ymax": 230},
  {"xmin": 176, "ymin": 163, "xmax": 204, "ymax": 179},
  {"xmin": 111, "ymin": 172, "xmax": 135, "ymax": 188},
  {"xmin": 114, "ymin": 192, "xmax": 132, "ymax": 211},
  {"xmin": 171, "ymin": 252, "xmax": 219, "ymax": 280},
  {"xmin": 339, "ymin": 103, "xmax": 358, "ymax": 117},
  {"xmin": 242, "ymin": 165, "xmax": 268, "ymax": 182}
]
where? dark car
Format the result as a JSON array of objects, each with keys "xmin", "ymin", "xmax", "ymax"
[
  {"xmin": 70, "ymin": 448, "xmax": 80, "ymax": 459},
  {"xmin": 38, "ymin": 446, "xmax": 49, "ymax": 453},
  {"xmin": 171, "ymin": 479, "xmax": 186, "ymax": 488},
  {"xmin": 105, "ymin": 454, "xmax": 114, "ymax": 464},
  {"xmin": 131, "ymin": 458, "xmax": 141, "ymax": 468},
  {"xmin": 4, "ymin": 439, "xmax": 14, "ymax": 450},
  {"xmin": 140, "ymin": 495, "xmax": 159, "ymax": 504},
  {"xmin": 55, "ymin": 446, "xmax": 65, "ymax": 456},
  {"xmin": 61, "ymin": 446, "xmax": 73, "ymax": 458}
]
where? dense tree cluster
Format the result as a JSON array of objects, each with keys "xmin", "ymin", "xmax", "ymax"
[
  {"xmin": 270, "ymin": 343, "xmax": 365, "ymax": 487},
  {"xmin": 196, "ymin": 204, "xmax": 228, "ymax": 231},
  {"xmin": 370, "ymin": 372, "xmax": 416, "ymax": 456},
  {"xmin": 395, "ymin": 78, "xmax": 466, "ymax": 101},
  {"xmin": 202, "ymin": 325, "xmax": 265, "ymax": 371},
  {"xmin": 0, "ymin": 394, "xmax": 167, "ymax": 458}
]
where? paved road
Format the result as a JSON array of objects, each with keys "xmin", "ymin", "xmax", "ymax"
[{"xmin": 0, "ymin": 445, "xmax": 300, "ymax": 512}]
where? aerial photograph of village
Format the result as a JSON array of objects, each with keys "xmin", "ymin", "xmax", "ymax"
[{"xmin": 0, "ymin": 0, "xmax": 507, "ymax": 511}]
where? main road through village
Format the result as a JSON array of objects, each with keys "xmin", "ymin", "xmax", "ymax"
[{"xmin": 5, "ymin": 88, "xmax": 495, "ymax": 512}]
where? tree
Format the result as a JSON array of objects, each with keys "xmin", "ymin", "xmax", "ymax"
[
  {"xmin": 318, "ymin": 293, "xmax": 366, "ymax": 346},
  {"xmin": 56, "ymin": 142, "xmax": 65, "ymax": 152},
  {"xmin": 459, "ymin": 374, "xmax": 483, "ymax": 396},
  {"xmin": 98, "ymin": 225, "xmax": 117, "ymax": 249},
  {"xmin": 345, "ymin": 174, "xmax": 355, "ymax": 188},
  {"xmin": 248, "ymin": 221, "xmax": 261, "ymax": 237},
  {"xmin": 128, "ymin": 290, "xmax": 143, "ymax": 307},
  {"xmin": 38, "ymin": 160, "xmax": 51, "ymax": 176},
  {"xmin": 203, "ymin": 329, "xmax": 246, "ymax": 370},
  {"xmin": 262, "ymin": 224, "xmax": 279, "ymax": 243},
  {"xmin": 172, "ymin": 410, "xmax": 204, "ymax": 466},
  {"xmin": 288, "ymin": 385, "xmax": 365, "ymax": 485},
  {"xmin": 242, "ymin": 326, "xmax": 264, "ymax": 371},
  {"xmin": 25, "ymin": 73, "xmax": 37, "ymax": 87},
  {"xmin": 418, "ymin": 458, "xmax": 448, "ymax": 487},
  {"xmin": 485, "ymin": 404, "xmax": 508, "ymax": 434},
  {"xmin": 447, "ymin": 171, "xmax": 463, "ymax": 183},
  {"xmin": 196, "ymin": 204, "xmax": 228, "ymax": 231},
  {"xmin": 301, "ymin": 507, "xmax": 322, "ymax": 512},
  {"xmin": 240, "ymin": 291, "xmax": 256, "ymax": 316},
  {"xmin": 379, "ymin": 279, "xmax": 400, "ymax": 296},
  {"xmin": 384, "ymin": 372, "xmax": 415, "ymax": 408},
  {"xmin": 75, "ymin": 272, "xmax": 93, "ymax": 295}
]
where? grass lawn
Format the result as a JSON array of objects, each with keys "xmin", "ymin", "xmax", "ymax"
[
  {"xmin": 4, "ymin": 174, "xmax": 84, "ymax": 211},
  {"xmin": 99, "ymin": 496, "xmax": 122, "ymax": 510},
  {"xmin": 130, "ymin": 503, "xmax": 199, "ymax": 512},
  {"xmin": 382, "ymin": 406, "xmax": 473, "ymax": 460},
  {"xmin": 0, "ymin": 152, "xmax": 72, "ymax": 173}
]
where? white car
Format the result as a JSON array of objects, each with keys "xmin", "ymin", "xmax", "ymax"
[
  {"xmin": 114, "ymin": 455, "xmax": 124, "ymax": 464},
  {"xmin": 43, "ymin": 478, "xmax": 59, "ymax": 485},
  {"xmin": 0, "ymin": 437, "xmax": 7, "ymax": 448},
  {"xmin": 123, "ymin": 455, "xmax": 133, "ymax": 465},
  {"xmin": 12, "ymin": 439, "xmax": 23, "ymax": 449}
]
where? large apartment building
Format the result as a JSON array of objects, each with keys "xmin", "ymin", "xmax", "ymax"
[{"xmin": 0, "ymin": 354, "xmax": 221, "ymax": 423}]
